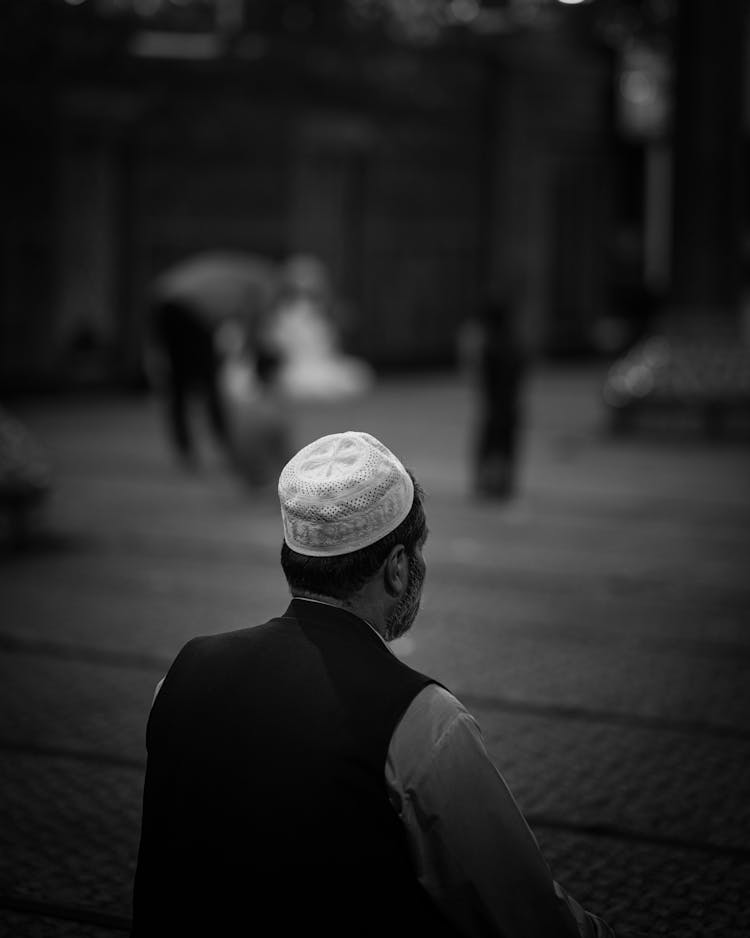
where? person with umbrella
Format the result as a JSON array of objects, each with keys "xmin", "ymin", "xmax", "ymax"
[{"xmin": 147, "ymin": 250, "xmax": 281, "ymax": 470}]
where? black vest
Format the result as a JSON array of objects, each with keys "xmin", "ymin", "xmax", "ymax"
[{"xmin": 132, "ymin": 599, "xmax": 461, "ymax": 937}]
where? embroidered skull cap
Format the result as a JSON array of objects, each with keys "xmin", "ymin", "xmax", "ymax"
[{"xmin": 278, "ymin": 431, "xmax": 414, "ymax": 557}]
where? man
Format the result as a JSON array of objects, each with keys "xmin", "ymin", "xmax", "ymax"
[
  {"xmin": 131, "ymin": 431, "xmax": 614, "ymax": 937},
  {"xmin": 147, "ymin": 251, "xmax": 279, "ymax": 465},
  {"xmin": 469, "ymin": 294, "xmax": 526, "ymax": 499}
]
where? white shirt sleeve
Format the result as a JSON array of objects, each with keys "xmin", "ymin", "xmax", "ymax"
[
  {"xmin": 385, "ymin": 684, "xmax": 614, "ymax": 938},
  {"xmin": 153, "ymin": 677, "xmax": 165, "ymax": 704}
]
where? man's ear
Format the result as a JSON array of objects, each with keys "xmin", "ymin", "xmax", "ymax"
[{"xmin": 384, "ymin": 544, "xmax": 408, "ymax": 597}]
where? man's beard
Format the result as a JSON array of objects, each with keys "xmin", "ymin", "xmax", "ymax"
[{"xmin": 383, "ymin": 552, "xmax": 425, "ymax": 643}]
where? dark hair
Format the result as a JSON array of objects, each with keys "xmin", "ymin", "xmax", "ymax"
[{"xmin": 280, "ymin": 473, "xmax": 426, "ymax": 601}]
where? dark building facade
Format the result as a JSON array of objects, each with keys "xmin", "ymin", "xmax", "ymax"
[{"xmin": 3, "ymin": 0, "xmax": 744, "ymax": 391}]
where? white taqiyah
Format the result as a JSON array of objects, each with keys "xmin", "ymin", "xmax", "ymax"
[{"xmin": 278, "ymin": 431, "xmax": 414, "ymax": 557}]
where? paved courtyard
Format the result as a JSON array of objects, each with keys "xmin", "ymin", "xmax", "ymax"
[{"xmin": 1, "ymin": 365, "xmax": 749, "ymax": 937}]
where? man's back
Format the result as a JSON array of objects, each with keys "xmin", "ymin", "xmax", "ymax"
[{"xmin": 131, "ymin": 599, "xmax": 458, "ymax": 937}]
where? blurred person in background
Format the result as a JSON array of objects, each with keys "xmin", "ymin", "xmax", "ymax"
[
  {"xmin": 132, "ymin": 430, "xmax": 613, "ymax": 938},
  {"xmin": 0, "ymin": 406, "xmax": 52, "ymax": 550},
  {"xmin": 262, "ymin": 253, "xmax": 374, "ymax": 400},
  {"xmin": 214, "ymin": 315, "xmax": 292, "ymax": 487},
  {"xmin": 465, "ymin": 294, "xmax": 527, "ymax": 499},
  {"xmin": 147, "ymin": 251, "xmax": 284, "ymax": 477}
]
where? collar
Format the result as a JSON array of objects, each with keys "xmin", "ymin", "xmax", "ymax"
[{"xmin": 284, "ymin": 596, "xmax": 394, "ymax": 655}]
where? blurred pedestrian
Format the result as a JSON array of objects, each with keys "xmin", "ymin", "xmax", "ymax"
[
  {"xmin": 215, "ymin": 317, "xmax": 291, "ymax": 487},
  {"xmin": 147, "ymin": 251, "xmax": 279, "ymax": 467},
  {"xmin": 0, "ymin": 406, "xmax": 51, "ymax": 549},
  {"xmin": 470, "ymin": 295, "xmax": 526, "ymax": 499},
  {"xmin": 131, "ymin": 430, "xmax": 614, "ymax": 938},
  {"xmin": 262, "ymin": 253, "xmax": 374, "ymax": 400}
]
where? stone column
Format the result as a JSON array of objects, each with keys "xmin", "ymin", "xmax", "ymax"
[{"xmin": 668, "ymin": 0, "xmax": 746, "ymax": 337}]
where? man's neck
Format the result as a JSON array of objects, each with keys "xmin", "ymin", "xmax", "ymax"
[{"xmin": 291, "ymin": 592, "xmax": 388, "ymax": 640}]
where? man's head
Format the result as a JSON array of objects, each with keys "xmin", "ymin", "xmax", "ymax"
[{"xmin": 278, "ymin": 431, "xmax": 427, "ymax": 641}]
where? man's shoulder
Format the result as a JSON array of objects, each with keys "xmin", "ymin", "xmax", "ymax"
[
  {"xmin": 401, "ymin": 684, "xmax": 470, "ymax": 735},
  {"xmin": 387, "ymin": 685, "xmax": 480, "ymax": 787},
  {"xmin": 171, "ymin": 618, "xmax": 287, "ymax": 664},
  {"xmin": 154, "ymin": 619, "xmax": 287, "ymax": 702}
]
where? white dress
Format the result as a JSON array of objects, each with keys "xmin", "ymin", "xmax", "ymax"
[{"xmin": 265, "ymin": 297, "xmax": 374, "ymax": 401}]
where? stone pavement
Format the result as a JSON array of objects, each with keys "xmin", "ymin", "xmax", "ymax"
[{"xmin": 1, "ymin": 365, "xmax": 749, "ymax": 937}]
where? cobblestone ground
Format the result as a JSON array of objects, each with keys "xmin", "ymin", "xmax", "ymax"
[{"xmin": 1, "ymin": 366, "xmax": 749, "ymax": 937}]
